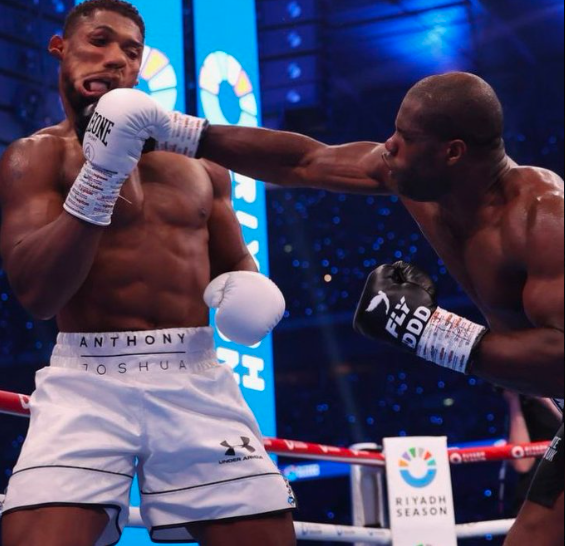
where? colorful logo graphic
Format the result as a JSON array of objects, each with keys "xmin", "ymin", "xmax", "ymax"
[
  {"xmin": 399, "ymin": 448, "xmax": 438, "ymax": 488},
  {"xmin": 199, "ymin": 51, "xmax": 259, "ymax": 127},
  {"xmin": 137, "ymin": 46, "xmax": 178, "ymax": 111}
]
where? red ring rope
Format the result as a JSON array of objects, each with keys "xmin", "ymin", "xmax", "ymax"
[
  {"xmin": 0, "ymin": 389, "xmax": 551, "ymax": 465},
  {"xmin": 0, "ymin": 390, "xmax": 31, "ymax": 417}
]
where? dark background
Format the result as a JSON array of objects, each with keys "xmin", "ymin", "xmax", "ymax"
[{"xmin": 0, "ymin": 0, "xmax": 563, "ymax": 544}]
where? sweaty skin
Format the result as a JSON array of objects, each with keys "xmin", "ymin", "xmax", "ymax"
[
  {"xmin": 198, "ymin": 122, "xmax": 565, "ymax": 399},
  {"xmin": 0, "ymin": 10, "xmax": 296, "ymax": 546},
  {"xmin": 0, "ymin": 125, "xmax": 251, "ymax": 332},
  {"xmin": 197, "ymin": 76, "xmax": 565, "ymax": 546},
  {"xmin": 0, "ymin": 11, "xmax": 254, "ymax": 332}
]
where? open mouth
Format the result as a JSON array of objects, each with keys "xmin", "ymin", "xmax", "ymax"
[{"xmin": 82, "ymin": 77, "xmax": 115, "ymax": 95}]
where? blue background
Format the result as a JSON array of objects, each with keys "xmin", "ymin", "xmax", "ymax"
[{"xmin": 193, "ymin": 0, "xmax": 277, "ymax": 439}]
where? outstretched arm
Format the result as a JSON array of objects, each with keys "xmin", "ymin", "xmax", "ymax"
[
  {"xmin": 199, "ymin": 126, "xmax": 390, "ymax": 194},
  {"xmin": 472, "ymin": 194, "xmax": 565, "ymax": 398}
]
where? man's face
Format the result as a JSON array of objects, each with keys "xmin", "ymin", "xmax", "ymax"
[
  {"xmin": 57, "ymin": 10, "xmax": 144, "ymax": 112},
  {"xmin": 383, "ymin": 97, "xmax": 454, "ymax": 202}
]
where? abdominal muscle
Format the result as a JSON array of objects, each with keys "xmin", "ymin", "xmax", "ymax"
[{"xmin": 56, "ymin": 224, "xmax": 213, "ymax": 333}]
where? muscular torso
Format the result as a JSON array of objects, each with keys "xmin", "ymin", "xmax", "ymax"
[
  {"xmin": 43, "ymin": 125, "xmax": 216, "ymax": 333},
  {"xmin": 403, "ymin": 167, "xmax": 564, "ymax": 333}
]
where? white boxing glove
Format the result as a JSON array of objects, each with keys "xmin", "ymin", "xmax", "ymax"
[
  {"xmin": 204, "ymin": 271, "xmax": 286, "ymax": 346},
  {"xmin": 64, "ymin": 89, "xmax": 171, "ymax": 226},
  {"xmin": 155, "ymin": 111, "xmax": 209, "ymax": 159}
]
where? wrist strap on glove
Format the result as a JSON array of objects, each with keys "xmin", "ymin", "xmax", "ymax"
[
  {"xmin": 156, "ymin": 112, "xmax": 209, "ymax": 158},
  {"xmin": 63, "ymin": 162, "xmax": 128, "ymax": 226},
  {"xmin": 417, "ymin": 307, "xmax": 488, "ymax": 374}
]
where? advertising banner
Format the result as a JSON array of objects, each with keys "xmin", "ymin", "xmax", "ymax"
[{"xmin": 384, "ymin": 437, "xmax": 457, "ymax": 546}]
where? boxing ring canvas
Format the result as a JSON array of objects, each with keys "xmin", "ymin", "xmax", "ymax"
[{"xmin": 74, "ymin": 0, "xmax": 274, "ymax": 544}]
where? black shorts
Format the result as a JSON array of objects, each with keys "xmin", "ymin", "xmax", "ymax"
[{"xmin": 527, "ymin": 424, "xmax": 565, "ymax": 509}]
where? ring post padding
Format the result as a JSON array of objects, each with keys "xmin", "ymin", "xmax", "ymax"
[{"xmin": 350, "ymin": 443, "xmax": 388, "ymax": 546}]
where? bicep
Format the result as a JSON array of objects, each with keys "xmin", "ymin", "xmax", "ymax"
[
  {"xmin": 205, "ymin": 162, "xmax": 254, "ymax": 276},
  {"xmin": 208, "ymin": 195, "xmax": 250, "ymax": 265},
  {"xmin": 1, "ymin": 192, "xmax": 64, "ymax": 255},
  {"xmin": 0, "ymin": 141, "xmax": 64, "ymax": 264},
  {"xmin": 300, "ymin": 141, "xmax": 391, "ymax": 194},
  {"xmin": 522, "ymin": 195, "xmax": 565, "ymax": 331},
  {"xmin": 523, "ymin": 274, "xmax": 564, "ymax": 331}
]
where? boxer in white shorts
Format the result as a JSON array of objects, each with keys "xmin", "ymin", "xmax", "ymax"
[
  {"xmin": 0, "ymin": 1, "xmax": 296, "ymax": 545},
  {"xmin": 4, "ymin": 329, "xmax": 295, "ymax": 545}
]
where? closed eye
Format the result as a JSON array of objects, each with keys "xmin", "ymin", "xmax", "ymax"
[
  {"xmin": 126, "ymin": 49, "xmax": 141, "ymax": 60},
  {"xmin": 397, "ymin": 131, "xmax": 412, "ymax": 143}
]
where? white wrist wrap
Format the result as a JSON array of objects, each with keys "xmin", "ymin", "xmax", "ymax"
[
  {"xmin": 416, "ymin": 307, "xmax": 487, "ymax": 374},
  {"xmin": 156, "ymin": 112, "xmax": 208, "ymax": 158},
  {"xmin": 63, "ymin": 162, "xmax": 128, "ymax": 227}
]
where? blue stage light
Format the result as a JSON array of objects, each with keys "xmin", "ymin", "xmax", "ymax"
[
  {"xmin": 287, "ymin": 30, "xmax": 303, "ymax": 48},
  {"xmin": 287, "ymin": 1, "xmax": 302, "ymax": 19},
  {"xmin": 287, "ymin": 89, "xmax": 302, "ymax": 104},
  {"xmin": 288, "ymin": 62, "xmax": 303, "ymax": 79},
  {"xmin": 51, "ymin": 0, "xmax": 65, "ymax": 13}
]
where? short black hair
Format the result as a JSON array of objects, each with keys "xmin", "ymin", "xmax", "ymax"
[
  {"xmin": 63, "ymin": 0, "xmax": 145, "ymax": 40},
  {"xmin": 406, "ymin": 72, "xmax": 504, "ymax": 148}
]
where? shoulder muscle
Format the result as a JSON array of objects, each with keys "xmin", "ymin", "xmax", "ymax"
[
  {"xmin": 522, "ymin": 185, "xmax": 564, "ymax": 330},
  {"xmin": 527, "ymin": 187, "xmax": 564, "ymax": 274},
  {"xmin": 200, "ymin": 159, "xmax": 232, "ymax": 200},
  {"xmin": 0, "ymin": 135, "xmax": 65, "ymax": 203},
  {"xmin": 0, "ymin": 136, "xmax": 66, "ymax": 260}
]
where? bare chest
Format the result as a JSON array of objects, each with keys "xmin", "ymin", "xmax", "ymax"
[
  {"xmin": 418, "ymin": 216, "xmax": 529, "ymax": 330},
  {"xmin": 62, "ymin": 148, "xmax": 214, "ymax": 230}
]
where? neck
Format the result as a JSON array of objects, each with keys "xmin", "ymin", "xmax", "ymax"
[
  {"xmin": 437, "ymin": 146, "xmax": 513, "ymax": 232},
  {"xmin": 61, "ymin": 86, "xmax": 79, "ymax": 128},
  {"xmin": 59, "ymin": 75, "xmax": 90, "ymax": 135}
]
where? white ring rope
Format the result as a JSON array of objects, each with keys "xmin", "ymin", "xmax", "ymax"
[
  {"xmin": 128, "ymin": 508, "xmax": 513, "ymax": 542},
  {"xmin": 0, "ymin": 495, "xmax": 514, "ymax": 542}
]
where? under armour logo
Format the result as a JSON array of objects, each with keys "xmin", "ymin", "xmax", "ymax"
[
  {"xmin": 221, "ymin": 437, "xmax": 257, "ymax": 457},
  {"xmin": 366, "ymin": 291, "xmax": 391, "ymax": 314}
]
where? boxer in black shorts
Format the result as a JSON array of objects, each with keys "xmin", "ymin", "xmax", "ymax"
[
  {"xmin": 529, "ymin": 424, "xmax": 564, "ymax": 509},
  {"xmin": 506, "ymin": 424, "xmax": 564, "ymax": 543}
]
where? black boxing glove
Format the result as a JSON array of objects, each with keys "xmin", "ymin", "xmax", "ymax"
[
  {"xmin": 74, "ymin": 103, "xmax": 97, "ymax": 146},
  {"xmin": 354, "ymin": 261, "xmax": 488, "ymax": 374}
]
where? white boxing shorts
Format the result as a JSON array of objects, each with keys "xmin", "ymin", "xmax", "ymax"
[{"xmin": 2, "ymin": 328, "xmax": 296, "ymax": 545}]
